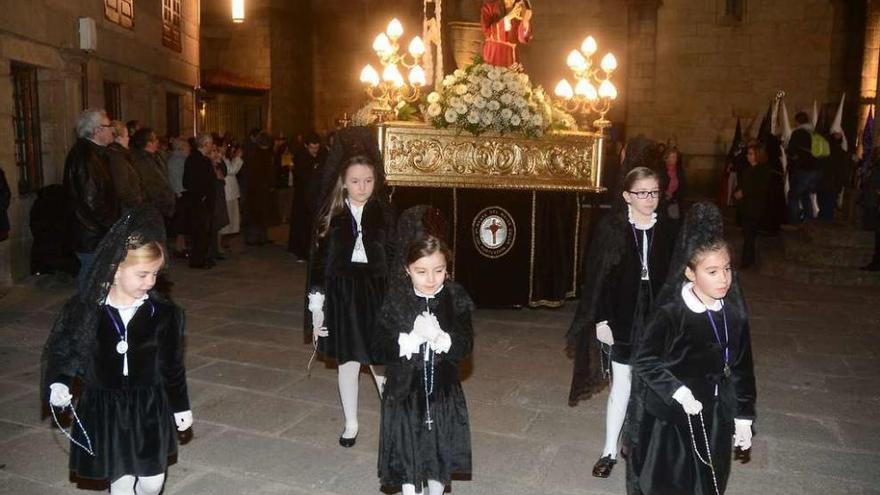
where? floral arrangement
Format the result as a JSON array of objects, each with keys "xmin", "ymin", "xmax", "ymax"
[{"xmin": 424, "ymin": 61, "xmax": 576, "ymax": 137}]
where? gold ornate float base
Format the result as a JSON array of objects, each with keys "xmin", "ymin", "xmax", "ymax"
[{"xmin": 379, "ymin": 121, "xmax": 605, "ymax": 192}]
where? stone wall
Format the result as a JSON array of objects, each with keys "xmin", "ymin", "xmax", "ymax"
[{"xmin": 0, "ymin": 0, "xmax": 199, "ymax": 284}]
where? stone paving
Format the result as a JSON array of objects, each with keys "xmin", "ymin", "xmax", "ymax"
[{"xmin": 0, "ymin": 231, "xmax": 879, "ymax": 494}]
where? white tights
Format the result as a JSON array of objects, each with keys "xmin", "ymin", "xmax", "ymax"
[
  {"xmin": 602, "ymin": 361, "xmax": 632, "ymax": 459},
  {"xmin": 402, "ymin": 480, "xmax": 445, "ymax": 495},
  {"xmin": 338, "ymin": 361, "xmax": 385, "ymax": 439},
  {"xmin": 110, "ymin": 474, "xmax": 165, "ymax": 495}
]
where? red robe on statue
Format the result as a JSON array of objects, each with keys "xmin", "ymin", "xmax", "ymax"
[{"xmin": 480, "ymin": 1, "xmax": 532, "ymax": 67}]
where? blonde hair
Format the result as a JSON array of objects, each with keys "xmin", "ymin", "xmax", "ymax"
[{"xmin": 120, "ymin": 240, "xmax": 166, "ymax": 268}]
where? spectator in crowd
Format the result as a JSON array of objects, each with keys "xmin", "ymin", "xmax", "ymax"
[
  {"xmin": 734, "ymin": 141, "xmax": 772, "ymax": 269},
  {"xmin": 131, "ymin": 128, "xmax": 176, "ymax": 221},
  {"xmin": 209, "ymin": 145, "xmax": 229, "ymax": 260},
  {"xmin": 167, "ymin": 138, "xmax": 190, "ymax": 258},
  {"xmin": 63, "ymin": 108, "xmax": 120, "ymax": 287},
  {"xmin": 288, "ymin": 131, "xmax": 325, "ymax": 260},
  {"xmin": 660, "ymin": 146, "xmax": 685, "ymax": 220},
  {"xmin": 183, "ymin": 134, "xmax": 217, "ymax": 269},
  {"xmin": 106, "ymin": 121, "xmax": 143, "ymax": 213},
  {"xmin": 242, "ymin": 131, "xmax": 278, "ymax": 246},
  {"xmin": 219, "ymin": 144, "xmax": 244, "ymax": 249}
]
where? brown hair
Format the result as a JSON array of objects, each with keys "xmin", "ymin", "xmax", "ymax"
[
  {"xmin": 686, "ymin": 238, "xmax": 731, "ymax": 270},
  {"xmin": 317, "ymin": 155, "xmax": 377, "ymax": 238},
  {"xmin": 623, "ymin": 166, "xmax": 659, "ymax": 191},
  {"xmin": 120, "ymin": 240, "xmax": 166, "ymax": 268},
  {"xmin": 406, "ymin": 235, "xmax": 452, "ymax": 268},
  {"xmin": 746, "ymin": 141, "xmax": 768, "ymax": 165}
]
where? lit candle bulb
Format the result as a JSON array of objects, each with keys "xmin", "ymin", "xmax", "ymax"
[
  {"xmin": 387, "ymin": 18, "xmax": 404, "ymax": 41},
  {"xmin": 360, "ymin": 65, "xmax": 380, "ymax": 87},
  {"xmin": 566, "ymin": 49, "xmax": 588, "ymax": 72},
  {"xmin": 383, "ymin": 64, "xmax": 403, "ymax": 83},
  {"xmin": 599, "ymin": 79, "xmax": 618, "ymax": 100},
  {"xmin": 575, "ymin": 79, "xmax": 598, "ymax": 101},
  {"xmin": 600, "ymin": 53, "xmax": 618, "ymax": 73},
  {"xmin": 554, "ymin": 79, "xmax": 574, "ymax": 99},
  {"xmin": 373, "ymin": 33, "xmax": 392, "ymax": 55},
  {"xmin": 581, "ymin": 36, "xmax": 597, "ymax": 56},
  {"xmin": 409, "ymin": 65, "xmax": 426, "ymax": 87},
  {"xmin": 408, "ymin": 36, "xmax": 426, "ymax": 58}
]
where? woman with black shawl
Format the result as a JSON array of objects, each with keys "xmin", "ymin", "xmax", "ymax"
[
  {"xmin": 625, "ymin": 203, "xmax": 757, "ymax": 495},
  {"xmin": 42, "ymin": 207, "xmax": 191, "ymax": 495},
  {"xmin": 566, "ymin": 166, "xmax": 677, "ymax": 478}
]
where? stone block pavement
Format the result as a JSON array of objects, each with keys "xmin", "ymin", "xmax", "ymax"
[{"xmin": 0, "ymin": 236, "xmax": 879, "ymax": 494}]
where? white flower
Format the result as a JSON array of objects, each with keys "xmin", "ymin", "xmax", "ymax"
[
  {"xmin": 427, "ymin": 92, "xmax": 441, "ymax": 104},
  {"xmin": 510, "ymin": 114, "xmax": 522, "ymax": 126},
  {"xmin": 531, "ymin": 114, "xmax": 543, "ymax": 127},
  {"xmin": 455, "ymin": 103, "xmax": 468, "ymax": 114},
  {"xmin": 427, "ymin": 103, "xmax": 443, "ymax": 117},
  {"xmin": 454, "ymin": 84, "xmax": 468, "ymax": 96},
  {"xmin": 474, "ymin": 96, "xmax": 487, "ymax": 109},
  {"xmin": 491, "ymin": 80, "xmax": 505, "ymax": 92},
  {"xmin": 454, "ymin": 69, "xmax": 466, "ymax": 78},
  {"xmin": 514, "ymin": 97, "xmax": 528, "ymax": 108},
  {"xmin": 480, "ymin": 85, "xmax": 493, "ymax": 98},
  {"xmin": 442, "ymin": 75, "xmax": 456, "ymax": 87},
  {"xmin": 444, "ymin": 109, "xmax": 458, "ymax": 123},
  {"xmin": 463, "ymin": 93, "xmax": 475, "ymax": 104},
  {"xmin": 467, "ymin": 111, "xmax": 480, "ymax": 124},
  {"xmin": 481, "ymin": 112, "xmax": 494, "ymax": 126},
  {"xmin": 487, "ymin": 68, "xmax": 502, "ymax": 80},
  {"xmin": 449, "ymin": 96, "xmax": 462, "ymax": 107},
  {"xmin": 520, "ymin": 109, "xmax": 531, "ymax": 121},
  {"xmin": 518, "ymin": 73, "xmax": 529, "ymax": 85},
  {"xmin": 488, "ymin": 100, "xmax": 501, "ymax": 111},
  {"xmin": 506, "ymin": 81, "xmax": 522, "ymax": 94},
  {"xmin": 501, "ymin": 108, "xmax": 513, "ymax": 120},
  {"xmin": 500, "ymin": 93, "xmax": 513, "ymax": 105}
]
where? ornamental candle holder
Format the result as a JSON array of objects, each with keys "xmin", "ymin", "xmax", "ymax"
[
  {"xmin": 360, "ymin": 18, "xmax": 427, "ymax": 122},
  {"xmin": 554, "ymin": 35, "xmax": 618, "ymax": 130}
]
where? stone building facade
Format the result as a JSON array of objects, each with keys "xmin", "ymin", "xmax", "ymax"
[{"xmin": 0, "ymin": 0, "xmax": 199, "ymax": 285}]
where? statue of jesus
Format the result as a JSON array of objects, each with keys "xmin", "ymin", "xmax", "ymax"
[{"xmin": 480, "ymin": 0, "xmax": 533, "ymax": 67}]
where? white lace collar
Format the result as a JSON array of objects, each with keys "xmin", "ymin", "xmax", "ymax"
[
  {"xmin": 104, "ymin": 293, "xmax": 149, "ymax": 310},
  {"xmin": 627, "ymin": 204, "xmax": 658, "ymax": 230},
  {"xmin": 682, "ymin": 282, "xmax": 723, "ymax": 313},
  {"xmin": 414, "ymin": 284, "xmax": 445, "ymax": 299}
]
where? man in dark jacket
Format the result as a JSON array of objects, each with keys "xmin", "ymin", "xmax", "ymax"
[
  {"xmin": 62, "ymin": 108, "xmax": 119, "ymax": 288},
  {"xmin": 131, "ymin": 128, "xmax": 176, "ymax": 220},
  {"xmin": 288, "ymin": 132, "xmax": 326, "ymax": 260},
  {"xmin": 183, "ymin": 134, "xmax": 217, "ymax": 269}
]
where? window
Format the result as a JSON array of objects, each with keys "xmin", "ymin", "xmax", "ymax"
[
  {"xmin": 105, "ymin": 0, "xmax": 134, "ymax": 29},
  {"xmin": 11, "ymin": 62, "xmax": 43, "ymax": 194},
  {"xmin": 162, "ymin": 0, "xmax": 182, "ymax": 52},
  {"xmin": 104, "ymin": 81, "xmax": 122, "ymax": 121},
  {"xmin": 166, "ymin": 92, "xmax": 181, "ymax": 137}
]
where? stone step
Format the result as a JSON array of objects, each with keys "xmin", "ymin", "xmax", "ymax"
[
  {"xmin": 757, "ymin": 258, "xmax": 880, "ymax": 288},
  {"xmin": 784, "ymin": 242, "xmax": 875, "ymax": 269}
]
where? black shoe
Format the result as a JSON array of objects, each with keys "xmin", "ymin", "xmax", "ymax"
[
  {"xmin": 339, "ymin": 434, "xmax": 357, "ymax": 448},
  {"xmin": 592, "ymin": 455, "xmax": 616, "ymax": 478}
]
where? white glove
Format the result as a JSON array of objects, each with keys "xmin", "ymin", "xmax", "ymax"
[
  {"xmin": 308, "ymin": 292, "xmax": 328, "ymax": 340},
  {"xmin": 398, "ymin": 332, "xmax": 424, "ymax": 360},
  {"xmin": 733, "ymin": 418, "xmax": 753, "ymax": 450},
  {"xmin": 595, "ymin": 320, "xmax": 614, "ymax": 346},
  {"xmin": 672, "ymin": 386, "xmax": 703, "ymax": 416},
  {"xmin": 429, "ymin": 331, "xmax": 452, "ymax": 354},
  {"xmin": 174, "ymin": 410, "xmax": 193, "ymax": 431},
  {"xmin": 412, "ymin": 312, "xmax": 442, "ymax": 342},
  {"xmin": 49, "ymin": 383, "xmax": 72, "ymax": 408}
]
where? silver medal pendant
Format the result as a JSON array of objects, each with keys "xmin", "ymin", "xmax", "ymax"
[
  {"xmin": 116, "ymin": 340, "xmax": 128, "ymax": 354},
  {"xmin": 723, "ymin": 364, "xmax": 731, "ymax": 378},
  {"xmin": 641, "ymin": 267, "xmax": 648, "ymax": 279}
]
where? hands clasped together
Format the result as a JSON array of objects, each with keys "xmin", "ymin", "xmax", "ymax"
[{"xmin": 398, "ymin": 312, "xmax": 451, "ymax": 359}]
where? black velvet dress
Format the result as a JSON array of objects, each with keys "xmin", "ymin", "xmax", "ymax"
[
  {"xmin": 373, "ymin": 282, "xmax": 473, "ymax": 487},
  {"xmin": 626, "ymin": 285, "xmax": 756, "ymax": 495},
  {"xmin": 309, "ymin": 198, "xmax": 396, "ymax": 364},
  {"xmin": 597, "ymin": 221, "xmax": 676, "ymax": 364},
  {"xmin": 53, "ymin": 297, "xmax": 189, "ymax": 481}
]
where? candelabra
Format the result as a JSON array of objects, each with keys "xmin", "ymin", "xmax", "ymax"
[
  {"xmin": 554, "ymin": 36, "xmax": 618, "ymax": 130},
  {"xmin": 360, "ymin": 18, "xmax": 427, "ymax": 122}
]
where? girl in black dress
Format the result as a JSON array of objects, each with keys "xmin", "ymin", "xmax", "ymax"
[
  {"xmin": 308, "ymin": 155, "xmax": 395, "ymax": 447},
  {"xmin": 373, "ymin": 235, "xmax": 473, "ymax": 495},
  {"xmin": 43, "ymin": 208, "xmax": 191, "ymax": 495},
  {"xmin": 626, "ymin": 203, "xmax": 756, "ymax": 495},
  {"xmin": 567, "ymin": 166, "xmax": 677, "ymax": 478}
]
